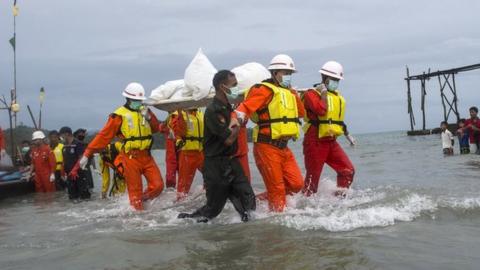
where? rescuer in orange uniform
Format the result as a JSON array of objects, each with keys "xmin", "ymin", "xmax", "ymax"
[
  {"xmin": 159, "ymin": 112, "xmax": 178, "ymax": 189},
  {"xmin": 29, "ymin": 131, "xmax": 56, "ymax": 192},
  {"xmin": 171, "ymin": 108, "xmax": 204, "ymax": 200},
  {"xmin": 302, "ymin": 61, "xmax": 355, "ymax": 197},
  {"xmin": 71, "ymin": 82, "xmax": 164, "ymax": 210},
  {"xmin": 232, "ymin": 54, "xmax": 305, "ymax": 212}
]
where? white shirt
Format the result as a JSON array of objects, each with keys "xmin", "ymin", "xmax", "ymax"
[{"xmin": 441, "ymin": 129, "xmax": 454, "ymax": 148}]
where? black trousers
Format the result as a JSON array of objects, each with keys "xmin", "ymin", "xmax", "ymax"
[
  {"xmin": 54, "ymin": 170, "xmax": 66, "ymax": 191},
  {"xmin": 85, "ymin": 167, "xmax": 94, "ymax": 189},
  {"xmin": 191, "ymin": 156, "xmax": 256, "ymax": 219},
  {"xmin": 66, "ymin": 171, "xmax": 91, "ymax": 200}
]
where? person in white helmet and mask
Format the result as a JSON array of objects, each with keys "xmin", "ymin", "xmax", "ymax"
[
  {"xmin": 302, "ymin": 61, "xmax": 355, "ymax": 198},
  {"xmin": 70, "ymin": 82, "xmax": 165, "ymax": 210},
  {"xmin": 29, "ymin": 130, "xmax": 56, "ymax": 192},
  {"xmin": 232, "ymin": 54, "xmax": 305, "ymax": 212}
]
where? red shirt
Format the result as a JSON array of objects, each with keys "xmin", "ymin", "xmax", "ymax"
[
  {"xmin": 30, "ymin": 144, "xmax": 56, "ymax": 176},
  {"xmin": 303, "ymin": 89, "xmax": 332, "ymax": 141},
  {"xmin": 464, "ymin": 118, "xmax": 480, "ymax": 143},
  {"xmin": 84, "ymin": 109, "xmax": 160, "ymax": 157}
]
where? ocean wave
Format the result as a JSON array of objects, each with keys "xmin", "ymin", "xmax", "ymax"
[
  {"xmin": 438, "ymin": 196, "xmax": 480, "ymax": 210},
  {"xmin": 52, "ymin": 180, "xmax": 480, "ymax": 233},
  {"xmin": 275, "ymin": 193, "xmax": 437, "ymax": 232}
]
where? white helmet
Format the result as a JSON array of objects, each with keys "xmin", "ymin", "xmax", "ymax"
[
  {"xmin": 268, "ymin": 54, "xmax": 296, "ymax": 72},
  {"xmin": 122, "ymin": 82, "xmax": 146, "ymax": 100},
  {"xmin": 32, "ymin": 130, "xmax": 46, "ymax": 140},
  {"xmin": 319, "ymin": 61, "xmax": 344, "ymax": 80}
]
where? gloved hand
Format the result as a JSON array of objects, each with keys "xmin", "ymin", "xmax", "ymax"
[
  {"xmin": 79, "ymin": 155, "xmax": 89, "ymax": 170},
  {"xmin": 229, "ymin": 117, "xmax": 239, "ymax": 130},
  {"xmin": 315, "ymin": 83, "xmax": 328, "ymax": 94},
  {"xmin": 49, "ymin": 173, "xmax": 55, "ymax": 182},
  {"xmin": 140, "ymin": 106, "xmax": 151, "ymax": 121},
  {"xmin": 69, "ymin": 161, "xmax": 81, "ymax": 180},
  {"xmin": 346, "ymin": 134, "xmax": 357, "ymax": 146}
]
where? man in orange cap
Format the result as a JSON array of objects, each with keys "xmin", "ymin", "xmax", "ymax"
[
  {"xmin": 70, "ymin": 82, "xmax": 164, "ymax": 210},
  {"xmin": 232, "ymin": 54, "xmax": 305, "ymax": 212}
]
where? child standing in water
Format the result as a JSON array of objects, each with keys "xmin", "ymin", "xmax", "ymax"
[
  {"xmin": 457, "ymin": 119, "xmax": 470, "ymax": 154},
  {"xmin": 440, "ymin": 121, "xmax": 454, "ymax": 156}
]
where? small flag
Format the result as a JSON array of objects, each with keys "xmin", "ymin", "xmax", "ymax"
[
  {"xmin": 9, "ymin": 36, "xmax": 15, "ymax": 50},
  {"xmin": 13, "ymin": 0, "xmax": 19, "ymax": 16}
]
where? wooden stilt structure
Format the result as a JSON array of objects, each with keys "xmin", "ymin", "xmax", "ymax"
[{"xmin": 405, "ymin": 64, "xmax": 480, "ymax": 136}]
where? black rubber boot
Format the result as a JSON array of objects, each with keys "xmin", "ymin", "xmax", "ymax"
[{"xmin": 177, "ymin": 212, "xmax": 193, "ymax": 219}]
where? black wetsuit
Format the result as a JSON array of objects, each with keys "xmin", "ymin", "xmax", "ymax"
[
  {"xmin": 63, "ymin": 139, "xmax": 90, "ymax": 200},
  {"xmin": 179, "ymin": 97, "xmax": 255, "ymax": 222}
]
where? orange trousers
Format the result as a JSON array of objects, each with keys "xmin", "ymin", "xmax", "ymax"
[
  {"xmin": 34, "ymin": 172, "xmax": 56, "ymax": 193},
  {"xmin": 177, "ymin": 150, "xmax": 204, "ymax": 200},
  {"xmin": 115, "ymin": 151, "xmax": 164, "ymax": 210},
  {"xmin": 253, "ymin": 142, "xmax": 304, "ymax": 212},
  {"xmin": 165, "ymin": 138, "xmax": 178, "ymax": 188},
  {"xmin": 237, "ymin": 154, "xmax": 251, "ymax": 182}
]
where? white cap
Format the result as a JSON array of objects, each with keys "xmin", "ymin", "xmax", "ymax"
[
  {"xmin": 319, "ymin": 61, "xmax": 344, "ymax": 80},
  {"xmin": 122, "ymin": 82, "xmax": 146, "ymax": 100},
  {"xmin": 268, "ymin": 54, "xmax": 296, "ymax": 72},
  {"xmin": 32, "ymin": 131, "xmax": 46, "ymax": 140}
]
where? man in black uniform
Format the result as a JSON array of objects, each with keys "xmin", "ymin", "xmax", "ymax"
[
  {"xmin": 60, "ymin": 126, "xmax": 91, "ymax": 200},
  {"xmin": 74, "ymin": 128, "xmax": 95, "ymax": 189},
  {"xmin": 178, "ymin": 70, "xmax": 256, "ymax": 222}
]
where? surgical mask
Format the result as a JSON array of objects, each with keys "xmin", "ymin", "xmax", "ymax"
[
  {"xmin": 327, "ymin": 80, "xmax": 339, "ymax": 91},
  {"xmin": 130, "ymin": 100, "xmax": 143, "ymax": 110},
  {"xmin": 280, "ymin": 75, "xmax": 292, "ymax": 88},
  {"xmin": 21, "ymin": 147, "xmax": 30, "ymax": 154},
  {"xmin": 226, "ymin": 86, "xmax": 240, "ymax": 100}
]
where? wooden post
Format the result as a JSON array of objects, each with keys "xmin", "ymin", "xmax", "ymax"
[
  {"xmin": 438, "ymin": 74, "xmax": 447, "ymax": 122},
  {"xmin": 421, "ymin": 77, "xmax": 426, "ymax": 131},
  {"xmin": 406, "ymin": 67, "xmax": 414, "ymax": 131},
  {"xmin": 451, "ymin": 73, "xmax": 460, "ymax": 122}
]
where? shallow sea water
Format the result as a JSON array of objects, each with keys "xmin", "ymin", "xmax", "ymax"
[{"xmin": 1, "ymin": 131, "xmax": 479, "ymax": 270}]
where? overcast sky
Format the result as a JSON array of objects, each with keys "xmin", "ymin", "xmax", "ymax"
[{"xmin": 0, "ymin": 0, "xmax": 479, "ymax": 134}]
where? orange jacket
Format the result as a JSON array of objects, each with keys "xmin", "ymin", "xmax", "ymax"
[
  {"xmin": 234, "ymin": 80, "xmax": 305, "ymax": 138},
  {"xmin": 84, "ymin": 109, "xmax": 160, "ymax": 158},
  {"xmin": 30, "ymin": 144, "xmax": 56, "ymax": 175},
  {"xmin": 171, "ymin": 110, "xmax": 194, "ymax": 139}
]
